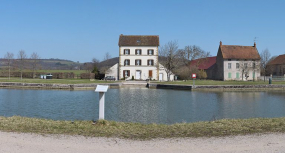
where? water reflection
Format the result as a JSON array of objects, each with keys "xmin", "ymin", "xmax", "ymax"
[{"xmin": 0, "ymin": 88, "xmax": 284, "ymax": 124}]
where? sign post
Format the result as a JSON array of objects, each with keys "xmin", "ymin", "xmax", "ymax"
[
  {"xmin": 192, "ymin": 73, "xmax": 196, "ymax": 88},
  {"xmin": 95, "ymin": 85, "xmax": 109, "ymax": 120}
]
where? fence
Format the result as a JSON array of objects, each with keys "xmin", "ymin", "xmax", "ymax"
[{"xmin": 258, "ymin": 75, "xmax": 285, "ymax": 81}]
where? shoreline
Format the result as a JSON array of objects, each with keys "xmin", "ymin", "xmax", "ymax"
[{"xmin": 0, "ymin": 82, "xmax": 284, "ymax": 91}]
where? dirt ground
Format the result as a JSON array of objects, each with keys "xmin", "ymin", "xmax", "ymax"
[{"xmin": 1, "ymin": 131, "xmax": 285, "ymax": 153}]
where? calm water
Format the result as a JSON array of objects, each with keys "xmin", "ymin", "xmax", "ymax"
[{"xmin": 0, "ymin": 88, "xmax": 284, "ymax": 124}]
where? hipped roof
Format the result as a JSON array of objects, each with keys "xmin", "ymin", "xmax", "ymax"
[
  {"xmin": 118, "ymin": 34, "xmax": 159, "ymax": 46},
  {"xmin": 268, "ymin": 54, "xmax": 285, "ymax": 65},
  {"xmin": 220, "ymin": 43, "xmax": 261, "ymax": 60}
]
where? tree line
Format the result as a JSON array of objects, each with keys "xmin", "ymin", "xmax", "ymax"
[
  {"xmin": 159, "ymin": 41, "xmax": 210, "ymax": 81},
  {"xmin": 3, "ymin": 50, "xmax": 40, "ymax": 80}
]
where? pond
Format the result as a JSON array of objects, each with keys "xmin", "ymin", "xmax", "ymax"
[{"xmin": 0, "ymin": 88, "xmax": 284, "ymax": 124}]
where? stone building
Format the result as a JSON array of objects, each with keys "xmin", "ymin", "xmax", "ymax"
[{"xmin": 215, "ymin": 41, "xmax": 261, "ymax": 81}]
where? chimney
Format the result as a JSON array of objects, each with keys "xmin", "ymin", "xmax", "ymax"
[
  {"xmin": 254, "ymin": 42, "xmax": 256, "ymax": 48},
  {"xmin": 220, "ymin": 41, "xmax": 222, "ymax": 46}
]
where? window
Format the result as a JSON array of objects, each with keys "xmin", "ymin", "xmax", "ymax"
[
  {"xmin": 236, "ymin": 73, "xmax": 239, "ymax": 79},
  {"xmin": 124, "ymin": 49, "xmax": 130, "ymax": 55},
  {"xmin": 228, "ymin": 63, "xmax": 231, "ymax": 69},
  {"xmin": 135, "ymin": 59, "xmax": 141, "ymax": 65},
  {"xmin": 228, "ymin": 72, "xmax": 231, "ymax": 79},
  {"xmin": 236, "ymin": 63, "xmax": 239, "ymax": 69},
  {"xmin": 135, "ymin": 49, "xmax": 141, "ymax": 55},
  {"xmin": 244, "ymin": 63, "xmax": 248, "ymax": 69},
  {"xmin": 123, "ymin": 70, "xmax": 130, "ymax": 77},
  {"xmin": 148, "ymin": 49, "xmax": 154, "ymax": 55},
  {"xmin": 147, "ymin": 59, "xmax": 154, "ymax": 66},
  {"xmin": 124, "ymin": 59, "xmax": 130, "ymax": 66},
  {"xmin": 253, "ymin": 63, "xmax": 256, "ymax": 68}
]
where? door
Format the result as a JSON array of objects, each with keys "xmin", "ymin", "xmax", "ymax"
[
  {"xmin": 159, "ymin": 73, "xmax": 163, "ymax": 81},
  {"xmin": 136, "ymin": 70, "xmax": 141, "ymax": 80},
  {"xmin": 149, "ymin": 70, "xmax": 152, "ymax": 78}
]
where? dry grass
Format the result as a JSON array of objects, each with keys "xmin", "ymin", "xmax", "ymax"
[{"xmin": 1, "ymin": 116, "xmax": 285, "ymax": 140}]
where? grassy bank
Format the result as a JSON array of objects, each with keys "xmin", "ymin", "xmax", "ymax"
[{"xmin": 1, "ymin": 116, "xmax": 285, "ymax": 140}]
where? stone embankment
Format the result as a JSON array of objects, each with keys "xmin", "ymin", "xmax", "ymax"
[
  {"xmin": 147, "ymin": 83, "xmax": 285, "ymax": 90},
  {"xmin": 0, "ymin": 82, "xmax": 284, "ymax": 90}
]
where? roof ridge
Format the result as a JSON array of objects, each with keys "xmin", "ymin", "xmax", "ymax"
[{"xmin": 120, "ymin": 35, "xmax": 159, "ymax": 37}]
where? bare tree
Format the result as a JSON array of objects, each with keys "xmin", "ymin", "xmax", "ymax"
[
  {"xmin": 159, "ymin": 41, "xmax": 180, "ymax": 81},
  {"xmin": 177, "ymin": 45, "xmax": 210, "ymax": 79},
  {"xmin": 238, "ymin": 60, "xmax": 260, "ymax": 81},
  {"xmin": 239, "ymin": 61, "xmax": 250, "ymax": 81},
  {"xmin": 104, "ymin": 52, "xmax": 111, "ymax": 61},
  {"xmin": 17, "ymin": 50, "xmax": 27, "ymax": 80},
  {"xmin": 30, "ymin": 52, "xmax": 40, "ymax": 79},
  {"xmin": 260, "ymin": 49, "xmax": 271, "ymax": 81},
  {"xmin": 4, "ymin": 52, "xmax": 14, "ymax": 80}
]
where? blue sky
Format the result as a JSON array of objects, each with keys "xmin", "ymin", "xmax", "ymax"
[{"xmin": 1, "ymin": 0, "xmax": 284, "ymax": 62}]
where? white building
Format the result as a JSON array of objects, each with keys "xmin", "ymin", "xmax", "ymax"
[{"xmin": 105, "ymin": 34, "xmax": 174, "ymax": 81}]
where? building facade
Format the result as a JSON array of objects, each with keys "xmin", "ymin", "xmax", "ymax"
[
  {"xmin": 216, "ymin": 41, "xmax": 261, "ymax": 81},
  {"xmin": 103, "ymin": 34, "xmax": 174, "ymax": 81}
]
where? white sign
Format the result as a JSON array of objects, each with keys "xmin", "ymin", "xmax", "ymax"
[{"xmin": 95, "ymin": 85, "xmax": 109, "ymax": 92}]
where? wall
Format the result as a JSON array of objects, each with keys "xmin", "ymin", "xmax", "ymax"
[
  {"xmin": 223, "ymin": 60, "xmax": 260, "ymax": 81},
  {"xmin": 104, "ymin": 63, "xmax": 119, "ymax": 80}
]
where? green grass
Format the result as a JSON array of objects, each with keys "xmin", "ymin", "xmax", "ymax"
[
  {"xmin": 153, "ymin": 80, "xmax": 285, "ymax": 85},
  {"xmin": 0, "ymin": 78, "xmax": 117, "ymax": 84},
  {"xmin": 26, "ymin": 70, "xmax": 86, "ymax": 75},
  {"xmin": 1, "ymin": 116, "xmax": 285, "ymax": 140}
]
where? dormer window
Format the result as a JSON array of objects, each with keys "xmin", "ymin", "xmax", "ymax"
[
  {"xmin": 148, "ymin": 49, "xmax": 154, "ymax": 55},
  {"xmin": 137, "ymin": 40, "xmax": 141, "ymax": 43},
  {"xmin": 124, "ymin": 49, "xmax": 130, "ymax": 55},
  {"xmin": 135, "ymin": 49, "xmax": 141, "ymax": 55}
]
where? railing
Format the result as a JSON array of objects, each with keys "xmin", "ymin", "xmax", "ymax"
[{"xmin": 259, "ymin": 75, "xmax": 285, "ymax": 81}]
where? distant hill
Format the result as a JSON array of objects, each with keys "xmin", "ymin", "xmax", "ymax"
[{"xmin": 0, "ymin": 58, "xmax": 81, "ymax": 70}]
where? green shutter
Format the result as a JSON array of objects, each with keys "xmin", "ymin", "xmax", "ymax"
[
  {"xmin": 236, "ymin": 73, "xmax": 239, "ymax": 79},
  {"xmin": 228, "ymin": 73, "xmax": 231, "ymax": 78}
]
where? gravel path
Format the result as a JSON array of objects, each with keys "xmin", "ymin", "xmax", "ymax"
[{"xmin": 1, "ymin": 131, "xmax": 285, "ymax": 153}]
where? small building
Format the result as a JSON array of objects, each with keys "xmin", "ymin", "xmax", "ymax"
[
  {"xmin": 215, "ymin": 41, "xmax": 261, "ymax": 81},
  {"xmin": 189, "ymin": 56, "xmax": 217, "ymax": 79},
  {"xmin": 267, "ymin": 54, "xmax": 285, "ymax": 76}
]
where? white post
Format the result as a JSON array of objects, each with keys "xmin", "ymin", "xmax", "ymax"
[
  {"xmin": 99, "ymin": 92, "xmax": 105, "ymax": 120},
  {"xmin": 95, "ymin": 85, "xmax": 108, "ymax": 121}
]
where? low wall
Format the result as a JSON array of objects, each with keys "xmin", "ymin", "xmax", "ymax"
[
  {"xmin": 147, "ymin": 83, "xmax": 192, "ymax": 90},
  {"xmin": 193, "ymin": 85, "xmax": 285, "ymax": 91}
]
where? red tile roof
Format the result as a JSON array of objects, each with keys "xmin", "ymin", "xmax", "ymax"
[
  {"xmin": 268, "ymin": 54, "xmax": 285, "ymax": 65},
  {"xmin": 219, "ymin": 42, "xmax": 261, "ymax": 60},
  {"xmin": 118, "ymin": 34, "xmax": 159, "ymax": 46},
  {"xmin": 189, "ymin": 56, "xmax": 217, "ymax": 70}
]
